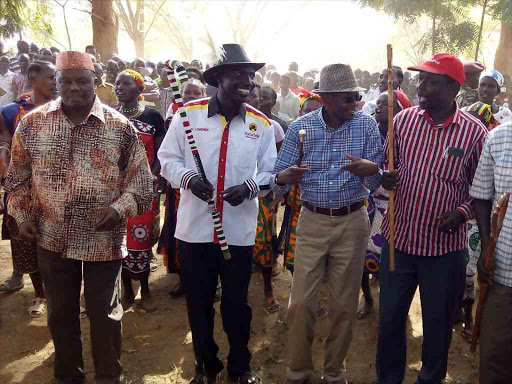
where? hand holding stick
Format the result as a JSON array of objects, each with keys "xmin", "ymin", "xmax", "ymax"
[
  {"xmin": 283, "ymin": 129, "xmax": 306, "ymax": 271},
  {"xmin": 166, "ymin": 60, "xmax": 231, "ymax": 260},
  {"xmin": 387, "ymin": 44, "xmax": 396, "ymax": 272},
  {"xmin": 470, "ymin": 192, "xmax": 510, "ymax": 352}
]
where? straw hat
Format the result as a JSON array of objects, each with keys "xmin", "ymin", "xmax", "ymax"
[{"xmin": 314, "ymin": 64, "xmax": 366, "ymax": 93}]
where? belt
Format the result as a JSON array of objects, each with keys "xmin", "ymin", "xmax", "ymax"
[{"xmin": 303, "ymin": 201, "xmax": 364, "ymax": 217}]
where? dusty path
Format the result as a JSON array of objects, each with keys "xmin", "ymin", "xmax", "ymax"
[{"xmin": 0, "ymin": 209, "xmax": 480, "ymax": 384}]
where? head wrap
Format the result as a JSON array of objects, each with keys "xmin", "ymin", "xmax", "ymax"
[
  {"xmin": 394, "ymin": 90, "xmax": 412, "ymax": 111},
  {"xmin": 466, "ymin": 101, "xmax": 500, "ymax": 130},
  {"xmin": 56, "ymin": 51, "xmax": 94, "ymax": 71},
  {"xmin": 480, "ymin": 69, "xmax": 504, "ymax": 88},
  {"xmin": 120, "ymin": 69, "xmax": 146, "ymax": 101},
  {"xmin": 299, "ymin": 89, "xmax": 322, "ymax": 109},
  {"xmin": 121, "ymin": 69, "xmax": 146, "ymax": 91}
]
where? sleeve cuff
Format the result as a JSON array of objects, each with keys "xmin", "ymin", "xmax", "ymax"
[
  {"xmin": 245, "ymin": 179, "xmax": 259, "ymax": 200},
  {"xmin": 11, "ymin": 209, "xmax": 31, "ymax": 228},
  {"xmin": 456, "ymin": 204, "xmax": 472, "ymax": 222},
  {"xmin": 181, "ymin": 170, "xmax": 198, "ymax": 190}
]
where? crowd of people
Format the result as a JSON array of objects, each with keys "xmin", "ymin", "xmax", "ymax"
[{"xmin": 0, "ymin": 37, "xmax": 511, "ymax": 384}]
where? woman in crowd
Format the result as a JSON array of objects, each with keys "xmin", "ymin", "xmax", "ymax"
[
  {"xmin": 476, "ymin": 70, "xmax": 512, "ymax": 124},
  {"xmin": 114, "ymin": 69, "xmax": 165, "ymax": 312}
]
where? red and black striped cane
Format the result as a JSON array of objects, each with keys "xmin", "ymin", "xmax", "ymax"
[{"xmin": 166, "ymin": 60, "xmax": 231, "ymax": 260}]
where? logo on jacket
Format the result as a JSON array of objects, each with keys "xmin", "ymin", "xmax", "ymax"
[{"xmin": 248, "ymin": 123, "xmax": 258, "ymax": 132}]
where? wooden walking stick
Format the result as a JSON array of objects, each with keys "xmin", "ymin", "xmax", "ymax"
[
  {"xmin": 470, "ymin": 192, "xmax": 510, "ymax": 353},
  {"xmin": 387, "ymin": 44, "xmax": 396, "ymax": 271},
  {"xmin": 283, "ymin": 129, "xmax": 307, "ymax": 271},
  {"xmin": 165, "ymin": 60, "xmax": 231, "ymax": 261}
]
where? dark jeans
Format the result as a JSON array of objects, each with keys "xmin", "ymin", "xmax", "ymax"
[
  {"xmin": 37, "ymin": 247, "xmax": 123, "ymax": 384},
  {"xmin": 180, "ymin": 241, "xmax": 253, "ymax": 378},
  {"xmin": 480, "ymin": 282, "xmax": 512, "ymax": 384},
  {"xmin": 376, "ymin": 241, "xmax": 465, "ymax": 384}
]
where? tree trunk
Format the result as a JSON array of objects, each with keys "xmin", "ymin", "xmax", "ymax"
[
  {"xmin": 475, "ymin": 0, "xmax": 488, "ymax": 62},
  {"xmin": 494, "ymin": 19, "xmax": 512, "ymax": 76},
  {"xmin": 431, "ymin": 1, "xmax": 437, "ymax": 55},
  {"xmin": 134, "ymin": 0, "xmax": 145, "ymax": 58},
  {"xmin": 91, "ymin": 0, "xmax": 118, "ymax": 61}
]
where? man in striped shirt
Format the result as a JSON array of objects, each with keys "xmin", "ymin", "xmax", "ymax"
[
  {"xmin": 376, "ymin": 54, "xmax": 488, "ymax": 384},
  {"xmin": 470, "ymin": 122, "xmax": 512, "ymax": 384}
]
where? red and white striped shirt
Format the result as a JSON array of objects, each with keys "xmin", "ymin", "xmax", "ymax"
[{"xmin": 381, "ymin": 106, "xmax": 488, "ymax": 256}]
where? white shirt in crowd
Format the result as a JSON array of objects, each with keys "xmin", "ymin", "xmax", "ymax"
[
  {"xmin": 277, "ymin": 90, "xmax": 300, "ymax": 121},
  {"xmin": 158, "ymin": 96, "xmax": 277, "ymax": 246},
  {"xmin": 0, "ymin": 70, "xmax": 15, "ymax": 107},
  {"xmin": 470, "ymin": 122, "xmax": 512, "ymax": 287}
]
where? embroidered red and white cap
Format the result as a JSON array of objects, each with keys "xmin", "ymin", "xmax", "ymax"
[{"xmin": 408, "ymin": 53, "xmax": 465, "ymax": 86}]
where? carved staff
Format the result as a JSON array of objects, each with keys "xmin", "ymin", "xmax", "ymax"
[
  {"xmin": 166, "ymin": 60, "xmax": 231, "ymax": 261},
  {"xmin": 387, "ymin": 44, "xmax": 396, "ymax": 272},
  {"xmin": 283, "ymin": 129, "xmax": 307, "ymax": 270},
  {"xmin": 471, "ymin": 192, "xmax": 510, "ymax": 352}
]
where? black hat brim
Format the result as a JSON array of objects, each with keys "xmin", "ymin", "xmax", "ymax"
[{"xmin": 203, "ymin": 62, "xmax": 265, "ymax": 87}]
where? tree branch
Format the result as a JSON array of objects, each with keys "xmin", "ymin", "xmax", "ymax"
[{"xmin": 144, "ymin": 0, "xmax": 165, "ymax": 39}]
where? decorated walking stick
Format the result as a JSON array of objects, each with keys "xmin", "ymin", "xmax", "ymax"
[
  {"xmin": 470, "ymin": 192, "xmax": 510, "ymax": 353},
  {"xmin": 387, "ymin": 44, "xmax": 396, "ymax": 272},
  {"xmin": 165, "ymin": 60, "xmax": 231, "ymax": 261},
  {"xmin": 283, "ymin": 129, "xmax": 307, "ymax": 271}
]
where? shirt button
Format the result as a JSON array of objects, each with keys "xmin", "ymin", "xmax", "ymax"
[
  {"xmin": 331, "ymin": 165, "xmax": 334, "ymax": 168},
  {"xmin": 333, "ymin": 149, "xmax": 337, "ymax": 152},
  {"xmin": 223, "ymin": 141, "xmax": 227, "ymax": 144},
  {"xmin": 220, "ymin": 175, "xmax": 223, "ymax": 178},
  {"xmin": 329, "ymin": 182, "xmax": 333, "ymax": 185},
  {"xmin": 221, "ymin": 159, "xmax": 224, "ymax": 162}
]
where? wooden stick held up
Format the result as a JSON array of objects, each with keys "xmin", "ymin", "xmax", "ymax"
[{"xmin": 387, "ymin": 44, "xmax": 396, "ymax": 272}]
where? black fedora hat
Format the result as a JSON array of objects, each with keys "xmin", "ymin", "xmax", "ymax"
[{"xmin": 203, "ymin": 44, "xmax": 265, "ymax": 87}]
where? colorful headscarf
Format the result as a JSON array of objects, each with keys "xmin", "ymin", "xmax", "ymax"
[
  {"xmin": 466, "ymin": 101, "xmax": 500, "ymax": 130},
  {"xmin": 480, "ymin": 69, "xmax": 504, "ymax": 88},
  {"xmin": 299, "ymin": 89, "xmax": 322, "ymax": 109},
  {"xmin": 121, "ymin": 69, "xmax": 146, "ymax": 91},
  {"xmin": 120, "ymin": 69, "xmax": 146, "ymax": 101}
]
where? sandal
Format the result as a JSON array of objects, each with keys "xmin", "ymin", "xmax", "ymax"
[
  {"xmin": 316, "ymin": 307, "xmax": 328, "ymax": 319},
  {"xmin": 0, "ymin": 277, "xmax": 24, "ymax": 292},
  {"xmin": 28, "ymin": 297, "xmax": 47, "ymax": 317},
  {"xmin": 234, "ymin": 370, "xmax": 262, "ymax": 384},
  {"xmin": 264, "ymin": 297, "xmax": 280, "ymax": 313},
  {"xmin": 150, "ymin": 257, "xmax": 158, "ymax": 272}
]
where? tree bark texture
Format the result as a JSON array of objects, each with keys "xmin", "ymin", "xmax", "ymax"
[
  {"xmin": 91, "ymin": 0, "xmax": 119, "ymax": 61},
  {"xmin": 494, "ymin": 19, "xmax": 512, "ymax": 76}
]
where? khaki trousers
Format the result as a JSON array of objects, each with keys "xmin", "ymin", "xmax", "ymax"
[{"xmin": 287, "ymin": 206, "xmax": 370, "ymax": 382}]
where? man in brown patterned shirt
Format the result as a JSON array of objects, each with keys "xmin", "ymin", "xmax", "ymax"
[{"xmin": 5, "ymin": 51, "xmax": 153, "ymax": 384}]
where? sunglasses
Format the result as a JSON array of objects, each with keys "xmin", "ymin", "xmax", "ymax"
[{"xmin": 343, "ymin": 94, "xmax": 363, "ymax": 103}]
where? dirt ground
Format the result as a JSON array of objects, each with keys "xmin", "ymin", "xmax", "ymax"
[{"xmin": 0, "ymin": 206, "xmax": 480, "ymax": 384}]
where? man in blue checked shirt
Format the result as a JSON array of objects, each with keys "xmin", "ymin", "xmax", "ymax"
[{"xmin": 271, "ymin": 64, "xmax": 382, "ymax": 384}]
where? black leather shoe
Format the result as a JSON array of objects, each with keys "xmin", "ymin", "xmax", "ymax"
[{"xmin": 169, "ymin": 282, "xmax": 184, "ymax": 299}]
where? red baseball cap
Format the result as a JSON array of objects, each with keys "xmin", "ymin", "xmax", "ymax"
[{"xmin": 408, "ymin": 53, "xmax": 465, "ymax": 85}]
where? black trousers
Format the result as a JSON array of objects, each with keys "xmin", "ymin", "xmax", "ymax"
[
  {"xmin": 376, "ymin": 241, "xmax": 465, "ymax": 384},
  {"xmin": 180, "ymin": 241, "xmax": 253, "ymax": 378},
  {"xmin": 37, "ymin": 247, "xmax": 123, "ymax": 384},
  {"xmin": 480, "ymin": 282, "xmax": 512, "ymax": 384}
]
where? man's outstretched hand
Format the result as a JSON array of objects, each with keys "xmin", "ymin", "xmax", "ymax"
[{"xmin": 340, "ymin": 155, "xmax": 378, "ymax": 177}]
